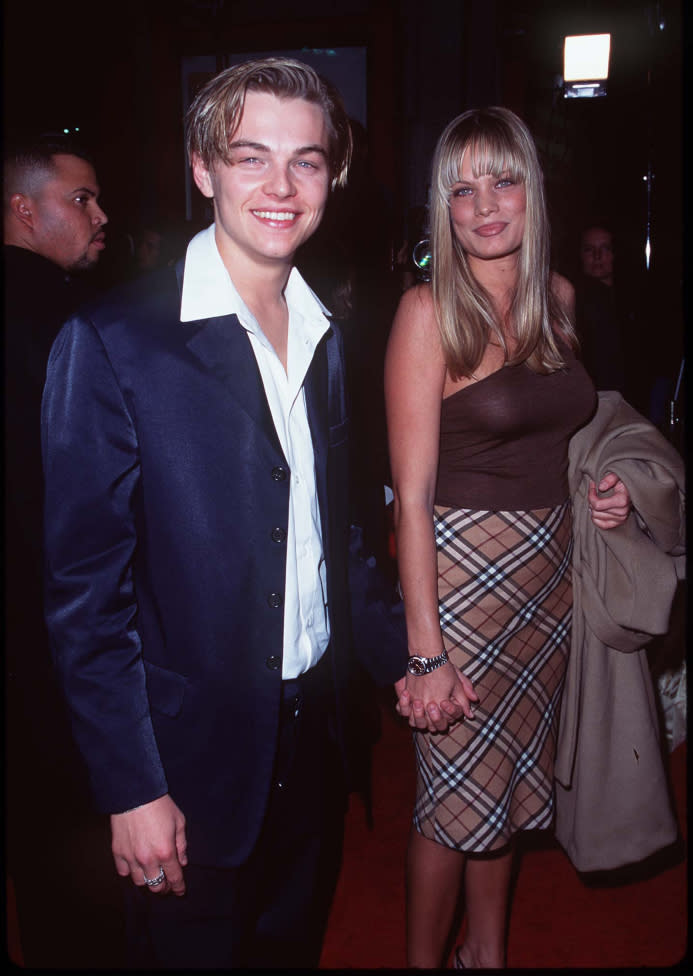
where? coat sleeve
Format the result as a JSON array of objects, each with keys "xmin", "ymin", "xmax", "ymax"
[
  {"xmin": 348, "ymin": 525, "xmax": 408, "ymax": 685},
  {"xmin": 41, "ymin": 315, "xmax": 168, "ymax": 813},
  {"xmin": 323, "ymin": 325, "xmax": 408, "ymax": 687}
]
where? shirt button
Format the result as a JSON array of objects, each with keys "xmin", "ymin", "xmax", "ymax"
[
  {"xmin": 267, "ymin": 592, "xmax": 283, "ymax": 609},
  {"xmin": 271, "ymin": 466, "xmax": 288, "ymax": 482},
  {"xmin": 265, "ymin": 656, "xmax": 281, "ymax": 671},
  {"xmin": 271, "ymin": 527, "xmax": 287, "ymax": 544}
]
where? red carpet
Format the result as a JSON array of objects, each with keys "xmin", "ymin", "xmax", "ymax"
[
  {"xmin": 320, "ymin": 692, "xmax": 688, "ymax": 969},
  {"xmin": 7, "ymin": 692, "xmax": 686, "ymax": 969}
]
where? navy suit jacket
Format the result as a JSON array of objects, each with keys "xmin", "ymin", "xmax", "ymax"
[{"xmin": 42, "ymin": 262, "xmax": 405, "ymax": 867}]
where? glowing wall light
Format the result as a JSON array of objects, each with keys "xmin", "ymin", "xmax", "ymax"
[{"xmin": 563, "ymin": 33, "xmax": 611, "ymax": 98}]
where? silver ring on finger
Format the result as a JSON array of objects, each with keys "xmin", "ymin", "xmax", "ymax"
[{"xmin": 144, "ymin": 867, "xmax": 166, "ymax": 887}]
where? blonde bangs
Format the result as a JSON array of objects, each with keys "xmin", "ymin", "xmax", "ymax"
[{"xmin": 436, "ymin": 129, "xmax": 528, "ymax": 206}]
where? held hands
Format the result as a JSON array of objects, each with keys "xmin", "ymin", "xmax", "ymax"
[
  {"xmin": 588, "ymin": 472, "xmax": 632, "ymax": 530},
  {"xmin": 111, "ymin": 793, "xmax": 188, "ymax": 897},
  {"xmin": 394, "ymin": 662, "xmax": 479, "ymax": 734}
]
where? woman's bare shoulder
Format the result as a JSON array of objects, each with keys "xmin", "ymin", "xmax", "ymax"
[
  {"xmin": 550, "ymin": 270, "xmax": 575, "ymax": 307},
  {"xmin": 387, "ymin": 283, "xmax": 445, "ymax": 377},
  {"xmin": 398, "ymin": 281, "xmax": 435, "ymax": 312},
  {"xmin": 393, "ymin": 283, "xmax": 439, "ymax": 337}
]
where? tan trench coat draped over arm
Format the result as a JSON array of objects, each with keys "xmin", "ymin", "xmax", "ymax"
[{"xmin": 555, "ymin": 391, "xmax": 685, "ymax": 872}]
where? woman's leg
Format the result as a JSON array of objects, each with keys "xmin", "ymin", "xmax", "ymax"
[
  {"xmin": 456, "ymin": 843, "xmax": 515, "ymax": 969},
  {"xmin": 406, "ymin": 826, "xmax": 466, "ymax": 968}
]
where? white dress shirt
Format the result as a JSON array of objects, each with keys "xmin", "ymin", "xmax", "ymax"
[{"xmin": 180, "ymin": 225, "xmax": 331, "ymax": 678}]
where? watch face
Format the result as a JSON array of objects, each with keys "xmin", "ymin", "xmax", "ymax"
[{"xmin": 407, "ymin": 657, "xmax": 427, "ymax": 676}]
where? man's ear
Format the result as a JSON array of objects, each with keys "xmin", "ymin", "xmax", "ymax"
[
  {"xmin": 9, "ymin": 193, "xmax": 35, "ymax": 229},
  {"xmin": 191, "ymin": 153, "xmax": 214, "ymax": 199}
]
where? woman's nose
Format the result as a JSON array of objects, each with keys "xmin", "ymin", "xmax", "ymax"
[{"xmin": 475, "ymin": 190, "xmax": 498, "ymax": 216}]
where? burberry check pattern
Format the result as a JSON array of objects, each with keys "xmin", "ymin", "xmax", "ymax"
[{"xmin": 413, "ymin": 501, "xmax": 573, "ymax": 852}]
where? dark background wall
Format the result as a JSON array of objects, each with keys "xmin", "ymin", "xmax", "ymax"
[{"xmin": 4, "ymin": 0, "xmax": 686, "ymax": 385}]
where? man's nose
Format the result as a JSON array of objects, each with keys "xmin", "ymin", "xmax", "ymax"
[
  {"xmin": 264, "ymin": 164, "xmax": 296, "ymax": 197},
  {"xmin": 92, "ymin": 203, "xmax": 108, "ymax": 226}
]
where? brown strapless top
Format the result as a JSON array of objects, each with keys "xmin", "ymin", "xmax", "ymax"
[{"xmin": 435, "ymin": 346, "xmax": 596, "ymax": 511}]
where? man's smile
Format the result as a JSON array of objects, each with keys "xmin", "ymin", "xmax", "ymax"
[{"xmin": 252, "ymin": 210, "xmax": 298, "ymax": 222}]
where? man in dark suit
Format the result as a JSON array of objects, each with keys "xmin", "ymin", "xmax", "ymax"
[
  {"xmin": 4, "ymin": 137, "xmax": 108, "ymax": 651},
  {"xmin": 4, "ymin": 138, "xmax": 118, "ymax": 966},
  {"xmin": 41, "ymin": 58, "xmax": 408, "ymax": 969}
]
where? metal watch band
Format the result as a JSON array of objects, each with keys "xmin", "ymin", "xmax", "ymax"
[{"xmin": 406, "ymin": 648, "xmax": 449, "ymax": 676}]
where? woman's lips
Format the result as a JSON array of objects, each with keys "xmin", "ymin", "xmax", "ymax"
[{"xmin": 475, "ymin": 222, "xmax": 507, "ymax": 237}]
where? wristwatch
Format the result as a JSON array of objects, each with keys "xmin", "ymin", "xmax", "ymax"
[{"xmin": 406, "ymin": 649, "xmax": 449, "ymax": 676}]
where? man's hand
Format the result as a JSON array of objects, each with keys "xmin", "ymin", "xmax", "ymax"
[
  {"xmin": 111, "ymin": 793, "xmax": 188, "ymax": 896},
  {"xmin": 394, "ymin": 663, "xmax": 478, "ymax": 734},
  {"xmin": 588, "ymin": 472, "xmax": 632, "ymax": 530}
]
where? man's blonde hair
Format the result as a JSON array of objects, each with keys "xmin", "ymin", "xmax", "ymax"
[{"xmin": 185, "ymin": 57, "xmax": 352, "ymax": 190}]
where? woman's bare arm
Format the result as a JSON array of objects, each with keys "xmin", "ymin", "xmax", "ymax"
[{"xmin": 385, "ymin": 286, "xmax": 478, "ymax": 732}]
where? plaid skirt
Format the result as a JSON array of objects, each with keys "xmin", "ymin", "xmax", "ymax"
[{"xmin": 413, "ymin": 500, "xmax": 573, "ymax": 852}]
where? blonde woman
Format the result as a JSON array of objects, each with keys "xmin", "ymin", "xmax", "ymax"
[{"xmin": 385, "ymin": 107, "xmax": 631, "ymax": 969}]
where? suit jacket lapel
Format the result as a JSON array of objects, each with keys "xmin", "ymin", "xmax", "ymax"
[
  {"xmin": 184, "ymin": 313, "xmax": 284, "ymax": 460},
  {"xmin": 175, "ymin": 260, "xmax": 333, "ymax": 470},
  {"xmin": 304, "ymin": 331, "xmax": 330, "ymax": 528}
]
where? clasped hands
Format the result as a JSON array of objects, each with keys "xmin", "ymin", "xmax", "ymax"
[{"xmin": 394, "ymin": 663, "xmax": 479, "ymax": 734}]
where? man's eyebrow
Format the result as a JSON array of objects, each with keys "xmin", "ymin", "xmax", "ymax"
[
  {"xmin": 69, "ymin": 186, "xmax": 98, "ymax": 196},
  {"xmin": 228, "ymin": 140, "xmax": 327, "ymax": 158},
  {"xmin": 228, "ymin": 140, "xmax": 270, "ymax": 153},
  {"xmin": 294, "ymin": 144, "xmax": 328, "ymax": 158}
]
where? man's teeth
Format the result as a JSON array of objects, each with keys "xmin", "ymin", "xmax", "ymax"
[{"xmin": 253, "ymin": 211, "xmax": 296, "ymax": 221}]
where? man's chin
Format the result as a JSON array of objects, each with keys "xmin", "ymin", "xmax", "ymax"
[{"xmin": 68, "ymin": 254, "xmax": 100, "ymax": 273}]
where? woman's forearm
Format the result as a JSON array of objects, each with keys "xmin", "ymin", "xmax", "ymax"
[{"xmin": 393, "ymin": 498, "xmax": 445, "ymax": 656}]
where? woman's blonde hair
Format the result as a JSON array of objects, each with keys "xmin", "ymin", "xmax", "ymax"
[{"xmin": 429, "ymin": 106, "xmax": 576, "ymax": 378}]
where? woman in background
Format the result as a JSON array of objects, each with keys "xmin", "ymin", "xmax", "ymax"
[{"xmin": 385, "ymin": 107, "xmax": 630, "ymax": 969}]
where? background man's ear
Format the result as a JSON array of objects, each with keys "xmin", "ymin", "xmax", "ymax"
[
  {"xmin": 10, "ymin": 193, "xmax": 35, "ymax": 229},
  {"xmin": 191, "ymin": 154, "xmax": 214, "ymax": 199}
]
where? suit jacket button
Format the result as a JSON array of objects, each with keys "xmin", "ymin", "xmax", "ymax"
[
  {"xmin": 265, "ymin": 656, "xmax": 281, "ymax": 671},
  {"xmin": 267, "ymin": 592, "xmax": 283, "ymax": 608},
  {"xmin": 271, "ymin": 466, "xmax": 288, "ymax": 482},
  {"xmin": 271, "ymin": 527, "xmax": 287, "ymax": 543}
]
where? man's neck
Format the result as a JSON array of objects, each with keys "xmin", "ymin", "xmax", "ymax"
[
  {"xmin": 214, "ymin": 228, "xmax": 293, "ymax": 304},
  {"xmin": 224, "ymin": 260, "xmax": 292, "ymax": 371},
  {"xmin": 3, "ymin": 241, "xmax": 67, "ymax": 275},
  {"xmin": 214, "ymin": 236, "xmax": 295, "ymax": 371},
  {"xmin": 229, "ymin": 261, "xmax": 291, "ymax": 313}
]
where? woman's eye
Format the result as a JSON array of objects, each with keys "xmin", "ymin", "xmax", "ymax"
[{"xmin": 453, "ymin": 187, "xmax": 472, "ymax": 197}]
